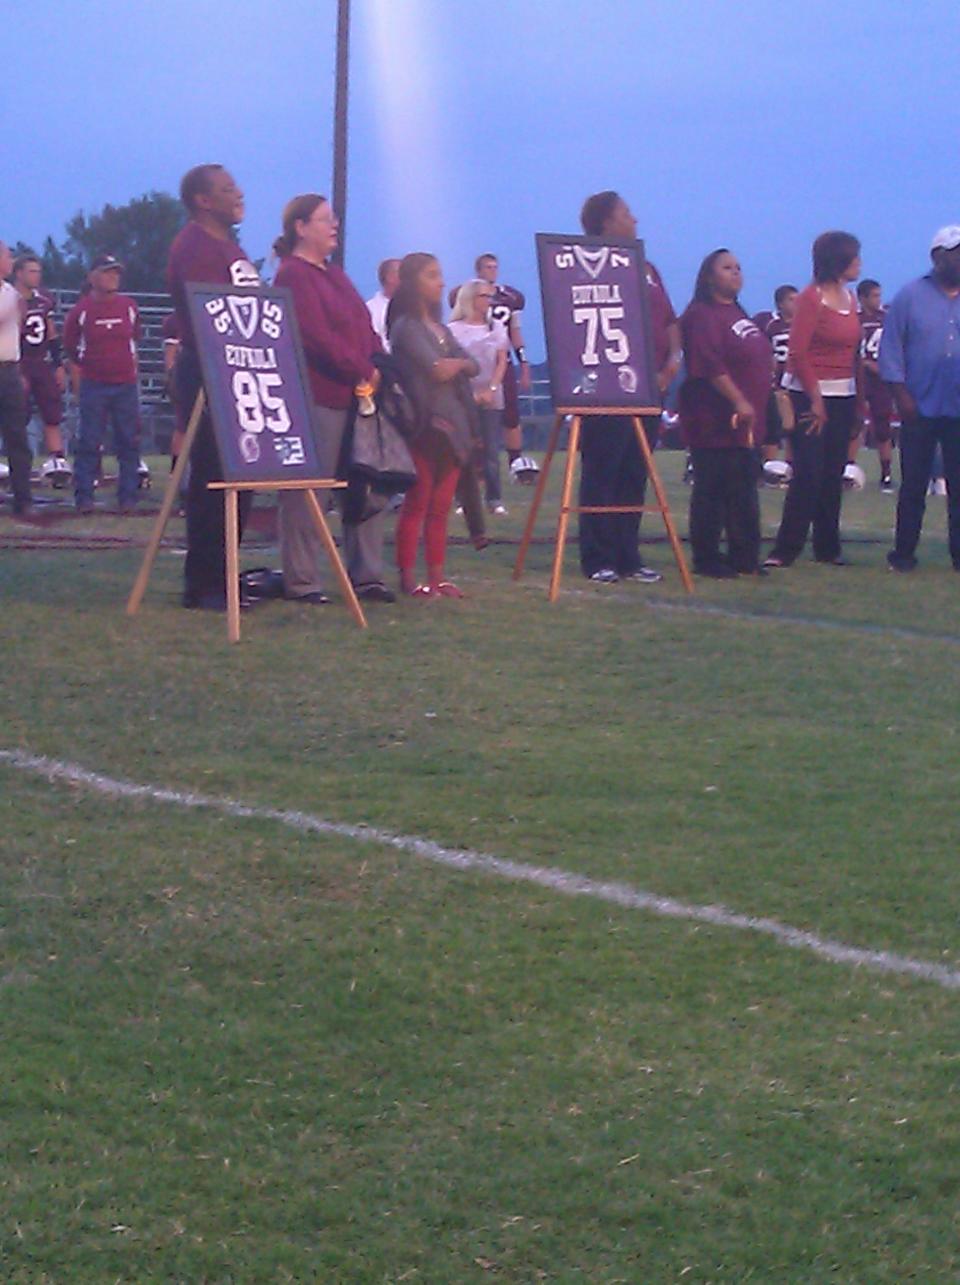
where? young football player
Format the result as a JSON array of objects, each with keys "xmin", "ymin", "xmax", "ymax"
[{"xmin": 12, "ymin": 255, "xmax": 71, "ymax": 487}]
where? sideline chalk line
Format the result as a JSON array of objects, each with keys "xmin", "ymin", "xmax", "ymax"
[{"xmin": 2, "ymin": 746, "xmax": 958, "ymax": 992}]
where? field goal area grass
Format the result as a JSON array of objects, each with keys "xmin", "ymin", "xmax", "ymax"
[{"xmin": 1, "ymin": 451, "xmax": 959, "ymax": 1281}]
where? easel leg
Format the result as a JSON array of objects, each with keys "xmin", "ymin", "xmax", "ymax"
[
  {"xmin": 224, "ymin": 486, "xmax": 241, "ymax": 643},
  {"xmin": 513, "ymin": 413, "xmax": 561, "ymax": 581},
  {"xmin": 126, "ymin": 390, "xmax": 205, "ymax": 615},
  {"xmin": 632, "ymin": 416, "xmax": 694, "ymax": 595},
  {"xmin": 548, "ymin": 415, "xmax": 581, "ymax": 602},
  {"xmin": 304, "ymin": 489, "xmax": 368, "ymax": 630}
]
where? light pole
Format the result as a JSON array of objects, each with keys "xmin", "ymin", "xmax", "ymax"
[{"xmin": 332, "ymin": 0, "xmax": 350, "ymax": 267}]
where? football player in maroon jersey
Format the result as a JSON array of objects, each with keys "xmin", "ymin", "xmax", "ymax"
[
  {"xmin": 11, "ymin": 255, "xmax": 71, "ymax": 487},
  {"xmin": 473, "ymin": 253, "xmax": 531, "ymax": 478},
  {"xmin": 755, "ymin": 284, "xmax": 798, "ymax": 468},
  {"xmin": 856, "ymin": 279, "xmax": 895, "ymax": 491}
]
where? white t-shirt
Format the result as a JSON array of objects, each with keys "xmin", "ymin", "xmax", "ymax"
[
  {"xmin": 366, "ymin": 290, "xmax": 390, "ymax": 351},
  {"xmin": 448, "ymin": 319, "xmax": 509, "ymax": 409},
  {"xmin": 0, "ymin": 282, "xmax": 21, "ymax": 361}
]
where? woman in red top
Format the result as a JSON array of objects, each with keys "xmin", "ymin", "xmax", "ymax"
[
  {"xmin": 679, "ymin": 249, "xmax": 771, "ymax": 577},
  {"xmin": 388, "ymin": 254, "xmax": 479, "ymax": 598},
  {"xmin": 765, "ymin": 231, "xmax": 863, "ymax": 567},
  {"xmin": 273, "ymin": 194, "xmax": 394, "ymax": 604}
]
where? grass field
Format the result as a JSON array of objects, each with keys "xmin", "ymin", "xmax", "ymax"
[{"xmin": 2, "ymin": 453, "xmax": 959, "ymax": 1282}]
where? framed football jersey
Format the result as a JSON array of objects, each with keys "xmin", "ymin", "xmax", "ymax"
[
  {"xmin": 536, "ymin": 232, "xmax": 659, "ymax": 413},
  {"xmin": 185, "ymin": 283, "xmax": 321, "ymax": 483}
]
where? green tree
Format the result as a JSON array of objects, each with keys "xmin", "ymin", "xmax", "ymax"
[{"xmin": 50, "ymin": 191, "xmax": 187, "ymax": 292}]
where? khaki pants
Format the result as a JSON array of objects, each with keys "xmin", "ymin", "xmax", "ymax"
[{"xmin": 279, "ymin": 404, "xmax": 388, "ymax": 596}]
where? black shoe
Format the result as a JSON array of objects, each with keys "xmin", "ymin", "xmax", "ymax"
[
  {"xmin": 694, "ymin": 562, "xmax": 738, "ymax": 579},
  {"xmin": 814, "ymin": 555, "xmax": 849, "ymax": 566},
  {"xmin": 887, "ymin": 552, "xmax": 917, "ymax": 573},
  {"xmin": 356, "ymin": 582, "xmax": 397, "ymax": 603},
  {"xmin": 286, "ymin": 591, "xmax": 332, "ymax": 605},
  {"xmin": 183, "ymin": 589, "xmax": 259, "ymax": 611}
]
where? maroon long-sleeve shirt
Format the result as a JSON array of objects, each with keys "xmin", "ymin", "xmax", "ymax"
[
  {"xmin": 63, "ymin": 293, "xmax": 140, "ymax": 384},
  {"xmin": 273, "ymin": 255, "xmax": 379, "ymax": 409}
]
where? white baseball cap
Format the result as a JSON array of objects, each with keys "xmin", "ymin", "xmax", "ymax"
[{"xmin": 930, "ymin": 226, "xmax": 960, "ymax": 252}]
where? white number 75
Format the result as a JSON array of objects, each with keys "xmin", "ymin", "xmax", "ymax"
[{"xmin": 573, "ymin": 305, "xmax": 630, "ymax": 366}]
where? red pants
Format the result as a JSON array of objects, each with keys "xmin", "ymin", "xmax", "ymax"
[{"xmin": 395, "ymin": 447, "xmax": 461, "ymax": 571}]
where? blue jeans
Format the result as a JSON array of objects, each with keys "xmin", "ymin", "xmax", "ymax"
[
  {"xmin": 75, "ymin": 380, "xmax": 141, "ymax": 507},
  {"xmin": 894, "ymin": 416, "xmax": 960, "ymax": 565},
  {"xmin": 476, "ymin": 406, "xmax": 502, "ymax": 504}
]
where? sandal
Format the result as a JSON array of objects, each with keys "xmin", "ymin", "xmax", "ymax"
[{"xmin": 434, "ymin": 581, "xmax": 464, "ymax": 599}]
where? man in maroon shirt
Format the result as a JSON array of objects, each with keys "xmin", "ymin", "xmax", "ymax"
[
  {"xmin": 856, "ymin": 278, "xmax": 896, "ymax": 490},
  {"xmin": 63, "ymin": 255, "xmax": 141, "ymax": 513},
  {"xmin": 167, "ymin": 164, "xmax": 261, "ymax": 610},
  {"xmin": 576, "ymin": 190, "xmax": 681, "ymax": 583},
  {"xmin": 12, "ymin": 255, "xmax": 71, "ymax": 486}
]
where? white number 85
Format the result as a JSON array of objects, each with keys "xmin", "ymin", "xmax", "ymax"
[{"xmin": 232, "ymin": 371, "xmax": 292, "ymax": 434}]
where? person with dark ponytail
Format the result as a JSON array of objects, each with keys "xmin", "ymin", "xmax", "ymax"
[
  {"xmin": 273, "ymin": 193, "xmax": 394, "ymax": 604},
  {"xmin": 678, "ymin": 250, "xmax": 771, "ymax": 576},
  {"xmin": 765, "ymin": 231, "xmax": 863, "ymax": 568},
  {"xmin": 388, "ymin": 253, "xmax": 479, "ymax": 597}
]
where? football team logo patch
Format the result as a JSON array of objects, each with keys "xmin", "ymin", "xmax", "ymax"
[
  {"xmin": 227, "ymin": 295, "xmax": 259, "ymax": 341},
  {"xmin": 573, "ymin": 246, "xmax": 610, "ymax": 280}
]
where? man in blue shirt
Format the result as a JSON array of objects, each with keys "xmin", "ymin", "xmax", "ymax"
[{"xmin": 879, "ymin": 226, "xmax": 960, "ymax": 572}]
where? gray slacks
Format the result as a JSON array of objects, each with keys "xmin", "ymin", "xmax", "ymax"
[{"xmin": 279, "ymin": 404, "xmax": 388, "ymax": 596}]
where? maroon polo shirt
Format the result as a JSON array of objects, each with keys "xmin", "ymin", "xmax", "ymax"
[
  {"xmin": 645, "ymin": 260, "xmax": 677, "ymax": 373},
  {"xmin": 679, "ymin": 299, "xmax": 772, "ymax": 448},
  {"xmin": 166, "ymin": 221, "xmax": 260, "ymax": 351},
  {"xmin": 273, "ymin": 255, "xmax": 380, "ymax": 410},
  {"xmin": 63, "ymin": 293, "xmax": 140, "ymax": 384}
]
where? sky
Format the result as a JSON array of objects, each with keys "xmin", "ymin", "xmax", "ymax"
[{"xmin": 3, "ymin": 0, "xmax": 959, "ymax": 358}]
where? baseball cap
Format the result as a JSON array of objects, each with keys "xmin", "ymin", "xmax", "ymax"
[
  {"xmin": 91, "ymin": 253, "xmax": 124, "ymax": 272},
  {"xmin": 930, "ymin": 226, "xmax": 960, "ymax": 253}
]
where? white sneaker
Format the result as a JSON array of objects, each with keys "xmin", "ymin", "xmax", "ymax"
[
  {"xmin": 137, "ymin": 458, "xmax": 152, "ymax": 490},
  {"xmin": 589, "ymin": 568, "xmax": 619, "ymax": 583},
  {"xmin": 454, "ymin": 505, "xmax": 464, "ymax": 516},
  {"xmin": 489, "ymin": 503, "xmax": 508, "ymax": 516}
]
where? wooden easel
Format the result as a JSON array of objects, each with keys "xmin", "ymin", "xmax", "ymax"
[
  {"xmin": 513, "ymin": 408, "xmax": 693, "ymax": 599},
  {"xmin": 126, "ymin": 390, "xmax": 367, "ymax": 642}
]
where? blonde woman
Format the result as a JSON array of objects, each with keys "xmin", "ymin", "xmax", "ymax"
[{"xmin": 448, "ymin": 280, "xmax": 510, "ymax": 513}]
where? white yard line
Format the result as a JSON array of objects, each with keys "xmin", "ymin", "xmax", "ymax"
[{"xmin": 2, "ymin": 746, "xmax": 958, "ymax": 992}]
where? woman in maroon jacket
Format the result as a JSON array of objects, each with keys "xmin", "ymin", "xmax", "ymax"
[
  {"xmin": 388, "ymin": 254, "xmax": 479, "ymax": 597},
  {"xmin": 273, "ymin": 194, "xmax": 394, "ymax": 603},
  {"xmin": 765, "ymin": 231, "xmax": 863, "ymax": 568},
  {"xmin": 679, "ymin": 249, "xmax": 771, "ymax": 576}
]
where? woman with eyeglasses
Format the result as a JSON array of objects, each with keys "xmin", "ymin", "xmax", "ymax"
[
  {"xmin": 448, "ymin": 280, "xmax": 510, "ymax": 514},
  {"xmin": 273, "ymin": 193, "xmax": 394, "ymax": 604}
]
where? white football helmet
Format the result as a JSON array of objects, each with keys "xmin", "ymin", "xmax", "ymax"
[
  {"xmin": 762, "ymin": 459, "xmax": 792, "ymax": 486},
  {"xmin": 509, "ymin": 455, "xmax": 540, "ymax": 485},
  {"xmin": 41, "ymin": 456, "xmax": 73, "ymax": 489},
  {"xmin": 842, "ymin": 463, "xmax": 866, "ymax": 491}
]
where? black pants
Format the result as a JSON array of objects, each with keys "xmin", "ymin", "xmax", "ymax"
[
  {"xmin": 894, "ymin": 415, "xmax": 960, "ymax": 566},
  {"xmin": 772, "ymin": 393, "xmax": 854, "ymax": 563},
  {"xmin": 578, "ymin": 414, "xmax": 659, "ymax": 577},
  {"xmin": 177, "ymin": 348, "xmax": 252, "ymax": 602},
  {"xmin": 689, "ymin": 447, "xmax": 761, "ymax": 572},
  {"xmin": 0, "ymin": 363, "xmax": 32, "ymax": 512}
]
